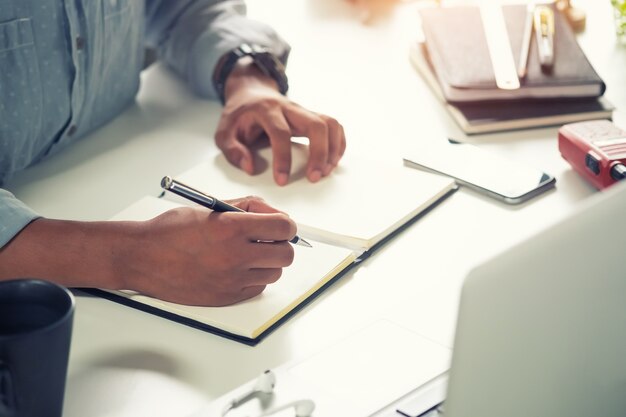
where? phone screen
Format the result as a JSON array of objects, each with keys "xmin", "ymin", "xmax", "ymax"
[{"xmin": 404, "ymin": 141, "xmax": 556, "ymax": 204}]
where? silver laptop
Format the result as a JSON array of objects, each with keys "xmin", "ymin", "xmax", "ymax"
[{"xmin": 394, "ymin": 181, "xmax": 626, "ymax": 417}]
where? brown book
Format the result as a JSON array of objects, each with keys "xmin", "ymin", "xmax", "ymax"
[
  {"xmin": 419, "ymin": 4, "xmax": 606, "ymax": 103},
  {"xmin": 410, "ymin": 42, "xmax": 614, "ymax": 135}
]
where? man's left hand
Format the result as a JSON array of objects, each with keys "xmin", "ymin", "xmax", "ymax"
[{"xmin": 214, "ymin": 59, "xmax": 346, "ymax": 186}]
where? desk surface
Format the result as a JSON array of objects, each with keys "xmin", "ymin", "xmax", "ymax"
[{"xmin": 6, "ymin": 0, "xmax": 625, "ymax": 416}]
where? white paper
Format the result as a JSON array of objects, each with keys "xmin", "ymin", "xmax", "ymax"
[{"xmin": 175, "ymin": 145, "xmax": 455, "ymax": 250}]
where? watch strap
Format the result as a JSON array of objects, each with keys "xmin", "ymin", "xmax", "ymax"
[{"xmin": 213, "ymin": 43, "xmax": 288, "ymax": 105}]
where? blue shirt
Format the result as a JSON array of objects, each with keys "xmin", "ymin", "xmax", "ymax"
[{"xmin": 0, "ymin": 0, "xmax": 289, "ymax": 247}]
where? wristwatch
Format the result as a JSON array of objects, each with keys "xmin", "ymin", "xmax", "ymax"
[{"xmin": 213, "ymin": 43, "xmax": 289, "ymax": 104}]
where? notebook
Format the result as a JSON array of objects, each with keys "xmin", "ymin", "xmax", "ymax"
[
  {"xmin": 410, "ymin": 42, "xmax": 614, "ymax": 134},
  {"xmin": 92, "ymin": 146, "xmax": 457, "ymax": 345},
  {"xmin": 98, "ymin": 195, "xmax": 357, "ymax": 345},
  {"xmin": 174, "ymin": 144, "xmax": 456, "ymax": 251},
  {"xmin": 419, "ymin": 4, "xmax": 606, "ymax": 103}
]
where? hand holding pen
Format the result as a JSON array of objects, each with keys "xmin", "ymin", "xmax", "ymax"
[
  {"xmin": 161, "ymin": 176, "xmax": 311, "ymax": 247},
  {"xmin": 110, "ymin": 177, "xmax": 305, "ymax": 307}
]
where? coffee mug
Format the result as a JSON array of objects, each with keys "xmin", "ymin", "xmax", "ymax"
[{"xmin": 0, "ymin": 279, "xmax": 75, "ymax": 417}]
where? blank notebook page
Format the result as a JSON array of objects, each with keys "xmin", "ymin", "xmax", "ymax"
[{"xmin": 175, "ymin": 145, "xmax": 455, "ymax": 250}]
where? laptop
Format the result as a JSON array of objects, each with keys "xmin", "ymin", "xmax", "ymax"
[{"xmin": 392, "ymin": 180, "xmax": 626, "ymax": 417}]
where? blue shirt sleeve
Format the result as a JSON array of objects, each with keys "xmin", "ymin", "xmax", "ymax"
[
  {"xmin": 0, "ymin": 189, "xmax": 41, "ymax": 249},
  {"xmin": 145, "ymin": 0, "xmax": 291, "ymax": 99}
]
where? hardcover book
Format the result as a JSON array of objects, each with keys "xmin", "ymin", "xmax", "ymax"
[
  {"xmin": 419, "ymin": 4, "xmax": 606, "ymax": 103},
  {"xmin": 410, "ymin": 42, "xmax": 614, "ymax": 134}
]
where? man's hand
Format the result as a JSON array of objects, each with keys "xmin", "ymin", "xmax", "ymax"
[
  {"xmin": 126, "ymin": 197, "xmax": 296, "ymax": 306},
  {"xmin": 0, "ymin": 197, "xmax": 296, "ymax": 306},
  {"xmin": 215, "ymin": 57, "xmax": 346, "ymax": 186}
]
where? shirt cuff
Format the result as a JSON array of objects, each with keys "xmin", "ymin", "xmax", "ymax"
[
  {"xmin": 0, "ymin": 189, "xmax": 41, "ymax": 248},
  {"xmin": 187, "ymin": 15, "xmax": 291, "ymax": 99}
]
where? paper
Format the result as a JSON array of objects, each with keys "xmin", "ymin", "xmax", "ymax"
[
  {"xmin": 285, "ymin": 320, "xmax": 451, "ymax": 415},
  {"xmin": 176, "ymin": 145, "xmax": 455, "ymax": 250},
  {"xmin": 192, "ymin": 320, "xmax": 451, "ymax": 417}
]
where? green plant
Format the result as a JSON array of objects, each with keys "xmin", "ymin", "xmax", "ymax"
[{"xmin": 611, "ymin": 0, "xmax": 626, "ymax": 37}]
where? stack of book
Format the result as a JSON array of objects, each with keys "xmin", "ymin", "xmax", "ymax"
[{"xmin": 411, "ymin": 4, "xmax": 613, "ymax": 134}]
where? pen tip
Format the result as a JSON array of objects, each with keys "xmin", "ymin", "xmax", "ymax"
[
  {"xmin": 299, "ymin": 238, "xmax": 313, "ymax": 248},
  {"xmin": 161, "ymin": 176, "xmax": 173, "ymax": 190}
]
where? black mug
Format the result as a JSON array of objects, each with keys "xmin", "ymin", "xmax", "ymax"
[{"xmin": 0, "ymin": 279, "xmax": 75, "ymax": 417}]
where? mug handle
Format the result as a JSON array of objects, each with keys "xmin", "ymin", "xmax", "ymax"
[{"xmin": 0, "ymin": 360, "xmax": 16, "ymax": 416}]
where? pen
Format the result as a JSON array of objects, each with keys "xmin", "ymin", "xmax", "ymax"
[
  {"xmin": 161, "ymin": 176, "xmax": 312, "ymax": 248},
  {"xmin": 517, "ymin": 3, "xmax": 535, "ymax": 81},
  {"xmin": 534, "ymin": 5, "xmax": 555, "ymax": 72}
]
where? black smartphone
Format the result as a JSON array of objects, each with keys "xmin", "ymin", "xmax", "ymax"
[{"xmin": 404, "ymin": 140, "xmax": 556, "ymax": 204}]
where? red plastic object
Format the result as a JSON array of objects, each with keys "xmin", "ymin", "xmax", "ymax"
[{"xmin": 558, "ymin": 120, "xmax": 626, "ymax": 190}]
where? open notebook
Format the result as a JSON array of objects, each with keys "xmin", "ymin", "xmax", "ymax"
[
  {"xmin": 173, "ymin": 144, "xmax": 456, "ymax": 250},
  {"xmin": 92, "ymin": 146, "xmax": 456, "ymax": 345},
  {"xmin": 103, "ymin": 196, "xmax": 358, "ymax": 345}
]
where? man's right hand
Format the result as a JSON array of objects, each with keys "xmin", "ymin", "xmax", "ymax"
[
  {"xmin": 125, "ymin": 196, "xmax": 296, "ymax": 306},
  {"xmin": 0, "ymin": 197, "xmax": 297, "ymax": 306}
]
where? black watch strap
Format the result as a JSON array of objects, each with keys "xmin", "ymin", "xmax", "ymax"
[{"xmin": 213, "ymin": 43, "xmax": 289, "ymax": 105}]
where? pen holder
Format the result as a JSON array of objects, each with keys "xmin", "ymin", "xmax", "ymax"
[{"xmin": 612, "ymin": 0, "xmax": 626, "ymax": 44}]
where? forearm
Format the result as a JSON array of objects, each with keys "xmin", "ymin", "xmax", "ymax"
[
  {"xmin": 145, "ymin": 0, "xmax": 290, "ymax": 99},
  {"xmin": 0, "ymin": 201, "xmax": 297, "ymax": 306},
  {"xmin": 0, "ymin": 218, "xmax": 136, "ymax": 289}
]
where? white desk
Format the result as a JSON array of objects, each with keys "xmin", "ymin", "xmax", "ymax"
[{"xmin": 5, "ymin": 1, "xmax": 625, "ymax": 416}]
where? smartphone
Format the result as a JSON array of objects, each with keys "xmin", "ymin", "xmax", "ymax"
[{"xmin": 404, "ymin": 140, "xmax": 556, "ymax": 204}]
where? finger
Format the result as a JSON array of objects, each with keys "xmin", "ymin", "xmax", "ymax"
[
  {"xmin": 240, "ymin": 124, "xmax": 265, "ymax": 146},
  {"xmin": 243, "ymin": 241, "xmax": 295, "ymax": 269},
  {"xmin": 230, "ymin": 285, "xmax": 266, "ymax": 304},
  {"xmin": 215, "ymin": 119, "xmax": 255, "ymax": 175},
  {"xmin": 238, "ymin": 213, "xmax": 297, "ymax": 243},
  {"xmin": 228, "ymin": 196, "xmax": 288, "ymax": 215},
  {"xmin": 283, "ymin": 106, "xmax": 329, "ymax": 182},
  {"xmin": 254, "ymin": 110, "xmax": 293, "ymax": 186},
  {"xmin": 323, "ymin": 115, "xmax": 346, "ymax": 173},
  {"xmin": 244, "ymin": 268, "xmax": 284, "ymax": 286},
  {"xmin": 338, "ymin": 123, "xmax": 347, "ymax": 159}
]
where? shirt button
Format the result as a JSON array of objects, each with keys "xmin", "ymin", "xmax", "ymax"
[
  {"xmin": 75, "ymin": 36, "xmax": 85, "ymax": 50},
  {"xmin": 67, "ymin": 125, "xmax": 77, "ymax": 136}
]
